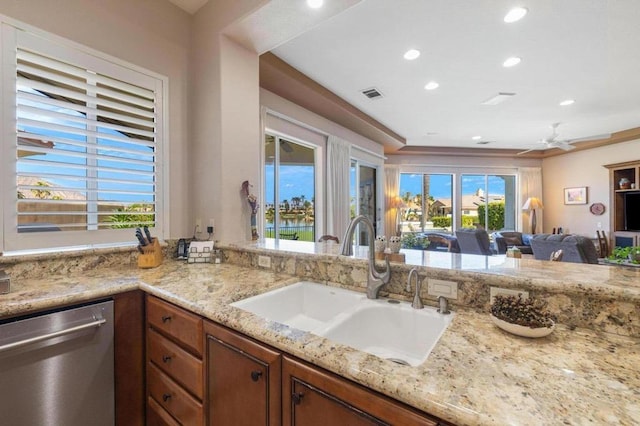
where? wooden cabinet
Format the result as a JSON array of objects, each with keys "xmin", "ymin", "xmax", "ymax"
[
  {"xmin": 141, "ymin": 298, "xmax": 449, "ymax": 426},
  {"xmin": 605, "ymin": 160, "xmax": 640, "ymax": 247},
  {"xmin": 204, "ymin": 320, "xmax": 281, "ymax": 426},
  {"xmin": 146, "ymin": 295, "xmax": 204, "ymax": 425},
  {"xmin": 282, "ymin": 357, "xmax": 440, "ymax": 426}
]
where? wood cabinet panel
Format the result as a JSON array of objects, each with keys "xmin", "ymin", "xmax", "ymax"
[
  {"xmin": 147, "ymin": 396, "xmax": 180, "ymax": 426},
  {"xmin": 204, "ymin": 320, "xmax": 281, "ymax": 426},
  {"xmin": 114, "ymin": 290, "xmax": 145, "ymax": 426},
  {"xmin": 282, "ymin": 357, "xmax": 438, "ymax": 426},
  {"xmin": 147, "ymin": 295, "xmax": 203, "ymax": 356},
  {"xmin": 148, "ymin": 362, "xmax": 203, "ymax": 425},
  {"xmin": 148, "ymin": 328, "xmax": 203, "ymax": 399}
]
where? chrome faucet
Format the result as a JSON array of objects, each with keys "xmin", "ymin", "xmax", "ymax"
[
  {"xmin": 340, "ymin": 215, "xmax": 391, "ymax": 299},
  {"xmin": 406, "ymin": 268, "xmax": 424, "ymax": 309}
]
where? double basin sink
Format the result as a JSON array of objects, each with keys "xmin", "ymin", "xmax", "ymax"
[{"xmin": 231, "ymin": 281, "xmax": 454, "ymax": 366}]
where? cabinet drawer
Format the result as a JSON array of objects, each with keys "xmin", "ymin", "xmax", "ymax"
[
  {"xmin": 147, "ymin": 295, "xmax": 203, "ymax": 356},
  {"xmin": 148, "ymin": 396, "xmax": 180, "ymax": 426},
  {"xmin": 148, "ymin": 362, "xmax": 203, "ymax": 425},
  {"xmin": 149, "ymin": 328, "xmax": 203, "ymax": 399}
]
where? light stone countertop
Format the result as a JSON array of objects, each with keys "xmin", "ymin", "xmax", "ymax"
[{"xmin": 1, "ymin": 260, "xmax": 638, "ymax": 425}]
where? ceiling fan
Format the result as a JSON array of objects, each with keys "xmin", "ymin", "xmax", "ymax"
[{"xmin": 517, "ymin": 123, "xmax": 611, "ymax": 155}]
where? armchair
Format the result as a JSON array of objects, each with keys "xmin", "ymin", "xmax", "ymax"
[{"xmin": 455, "ymin": 228, "xmax": 497, "ymax": 255}]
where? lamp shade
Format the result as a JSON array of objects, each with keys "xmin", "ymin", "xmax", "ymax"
[
  {"xmin": 522, "ymin": 197, "xmax": 543, "ymax": 210},
  {"xmin": 389, "ymin": 196, "xmax": 406, "ymax": 209}
]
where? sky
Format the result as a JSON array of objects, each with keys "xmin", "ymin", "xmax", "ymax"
[
  {"xmin": 265, "ymin": 165, "xmax": 315, "ymax": 204},
  {"xmin": 264, "ymin": 168, "xmax": 512, "ymax": 204},
  {"xmin": 400, "ymin": 173, "xmax": 509, "ymax": 199}
]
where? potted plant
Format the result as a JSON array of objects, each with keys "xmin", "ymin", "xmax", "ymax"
[{"xmin": 608, "ymin": 246, "xmax": 640, "ymax": 264}]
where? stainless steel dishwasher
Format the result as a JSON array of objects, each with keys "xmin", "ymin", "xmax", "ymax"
[{"xmin": 0, "ymin": 300, "xmax": 114, "ymax": 426}]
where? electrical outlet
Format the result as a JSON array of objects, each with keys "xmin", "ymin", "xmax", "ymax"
[
  {"xmin": 195, "ymin": 218, "xmax": 202, "ymax": 233},
  {"xmin": 258, "ymin": 255, "xmax": 271, "ymax": 268},
  {"xmin": 427, "ymin": 279, "xmax": 458, "ymax": 299},
  {"xmin": 490, "ymin": 287, "xmax": 529, "ymax": 304}
]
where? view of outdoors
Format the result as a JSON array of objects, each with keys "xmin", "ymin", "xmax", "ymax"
[
  {"xmin": 16, "ymin": 60, "xmax": 157, "ymax": 234},
  {"xmin": 264, "ymin": 134, "xmax": 316, "ymax": 241},
  {"xmin": 398, "ymin": 173, "xmax": 516, "ymax": 247}
]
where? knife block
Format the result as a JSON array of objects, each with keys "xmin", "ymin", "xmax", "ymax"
[{"xmin": 137, "ymin": 238, "xmax": 163, "ymax": 269}]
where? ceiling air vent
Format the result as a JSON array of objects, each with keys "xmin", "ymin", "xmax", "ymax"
[
  {"xmin": 361, "ymin": 87, "xmax": 383, "ymax": 100},
  {"xmin": 481, "ymin": 92, "xmax": 516, "ymax": 106},
  {"xmin": 476, "ymin": 141, "xmax": 491, "ymax": 145}
]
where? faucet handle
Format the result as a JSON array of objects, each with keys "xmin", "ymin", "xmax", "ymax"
[{"xmin": 437, "ymin": 296, "xmax": 451, "ymax": 315}]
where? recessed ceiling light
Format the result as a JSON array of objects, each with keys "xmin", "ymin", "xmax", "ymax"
[
  {"xmin": 403, "ymin": 49, "xmax": 420, "ymax": 60},
  {"xmin": 424, "ymin": 81, "xmax": 439, "ymax": 90},
  {"xmin": 472, "ymin": 136, "xmax": 482, "ymax": 140},
  {"xmin": 559, "ymin": 99, "xmax": 575, "ymax": 106},
  {"xmin": 503, "ymin": 57, "xmax": 522, "ymax": 67},
  {"xmin": 504, "ymin": 7, "xmax": 528, "ymax": 23},
  {"xmin": 307, "ymin": 0, "xmax": 323, "ymax": 9}
]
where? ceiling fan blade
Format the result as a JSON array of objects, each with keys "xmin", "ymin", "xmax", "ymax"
[{"xmin": 568, "ymin": 133, "xmax": 611, "ymax": 143}]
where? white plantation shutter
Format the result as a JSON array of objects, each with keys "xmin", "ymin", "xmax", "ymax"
[{"xmin": 2, "ymin": 25, "xmax": 166, "ymax": 252}]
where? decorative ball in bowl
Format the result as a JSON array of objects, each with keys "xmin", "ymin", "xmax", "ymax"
[{"xmin": 490, "ymin": 294, "xmax": 555, "ymax": 338}]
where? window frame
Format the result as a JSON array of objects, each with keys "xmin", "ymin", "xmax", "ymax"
[{"xmin": 0, "ymin": 19, "xmax": 169, "ymax": 254}]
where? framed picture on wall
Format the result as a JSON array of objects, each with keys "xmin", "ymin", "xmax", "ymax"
[{"xmin": 564, "ymin": 187, "xmax": 588, "ymax": 205}]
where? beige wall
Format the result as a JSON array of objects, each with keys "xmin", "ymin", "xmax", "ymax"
[
  {"xmin": 541, "ymin": 139, "xmax": 640, "ymax": 236},
  {"xmin": 0, "ymin": 0, "xmax": 192, "ymax": 238}
]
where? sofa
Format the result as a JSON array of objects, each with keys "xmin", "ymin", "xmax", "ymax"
[
  {"xmin": 491, "ymin": 231, "xmax": 533, "ymax": 255},
  {"xmin": 529, "ymin": 234, "xmax": 599, "ymax": 264}
]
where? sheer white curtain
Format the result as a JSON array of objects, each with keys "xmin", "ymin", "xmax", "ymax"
[
  {"xmin": 519, "ymin": 167, "xmax": 543, "ymax": 233},
  {"xmin": 326, "ymin": 136, "xmax": 351, "ymax": 240},
  {"xmin": 384, "ymin": 165, "xmax": 400, "ymax": 237}
]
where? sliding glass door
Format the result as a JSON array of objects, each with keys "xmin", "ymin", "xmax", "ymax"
[
  {"xmin": 264, "ymin": 134, "xmax": 316, "ymax": 241},
  {"xmin": 460, "ymin": 174, "xmax": 516, "ymax": 232}
]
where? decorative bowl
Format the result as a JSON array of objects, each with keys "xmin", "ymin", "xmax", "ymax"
[{"xmin": 490, "ymin": 314, "xmax": 555, "ymax": 338}]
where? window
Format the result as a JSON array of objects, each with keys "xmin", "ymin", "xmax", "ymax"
[
  {"xmin": 1, "ymin": 24, "xmax": 166, "ymax": 253},
  {"xmin": 264, "ymin": 133, "xmax": 316, "ymax": 242},
  {"xmin": 350, "ymin": 160, "xmax": 379, "ymax": 244},
  {"xmin": 399, "ymin": 173, "xmax": 454, "ymax": 233},
  {"xmin": 460, "ymin": 174, "xmax": 516, "ymax": 232}
]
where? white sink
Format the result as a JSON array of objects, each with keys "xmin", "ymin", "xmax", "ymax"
[
  {"xmin": 231, "ymin": 281, "xmax": 454, "ymax": 366},
  {"xmin": 231, "ymin": 281, "xmax": 365, "ymax": 332}
]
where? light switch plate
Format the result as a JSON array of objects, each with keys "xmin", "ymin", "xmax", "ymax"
[
  {"xmin": 490, "ymin": 287, "xmax": 529, "ymax": 304},
  {"xmin": 427, "ymin": 279, "xmax": 458, "ymax": 299}
]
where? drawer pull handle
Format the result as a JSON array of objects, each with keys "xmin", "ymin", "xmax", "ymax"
[
  {"xmin": 161, "ymin": 315, "xmax": 172, "ymax": 323},
  {"xmin": 292, "ymin": 392, "xmax": 304, "ymax": 405},
  {"xmin": 250, "ymin": 370, "xmax": 263, "ymax": 382},
  {"xmin": 162, "ymin": 355, "xmax": 172, "ymax": 363},
  {"xmin": 162, "ymin": 393, "xmax": 171, "ymax": 402}
]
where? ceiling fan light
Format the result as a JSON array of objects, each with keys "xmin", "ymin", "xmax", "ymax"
[
  {"xmin": 424, "ymin": 81, "xmax": 439, "ymax": 90},
  {"xmin": 504, "ymin": 7, "xmax": 528, "ymax": 23},
  {"xmin": 503, "ymin": 57, "xmax": 522, "ymax": 67},
  {"xmin": 560, "ymin": 99, "xmax": 575, "ymax": 106},
  {"xmin": 403, "ymin": 49, "xmax": 420, "ymax": 60}
]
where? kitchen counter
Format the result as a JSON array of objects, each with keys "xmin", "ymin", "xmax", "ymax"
[{"xmin": 1, "ymin": 259, "xmax": 638, "ymax": 425}]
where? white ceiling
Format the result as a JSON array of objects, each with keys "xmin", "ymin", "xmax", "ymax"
[{"xmin": 271, "ymin": 0, "xmax": 640, "ymax": 151}]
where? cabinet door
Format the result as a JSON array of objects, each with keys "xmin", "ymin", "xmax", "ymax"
[
  {"xmin": 282, "ymin": 357, "xmax": 438, "ymax": 426},
  {"xmin": 205, "ymin": 321, "xmax": 281, "ymax": 426}
]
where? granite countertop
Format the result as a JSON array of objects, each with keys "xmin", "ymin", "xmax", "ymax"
[{"xmin": 1, "ymin": 260, "xmax": 638, "ymax": 425}]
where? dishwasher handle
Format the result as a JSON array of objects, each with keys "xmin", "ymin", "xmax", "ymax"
[{"xmin": 0, "ymin": 317, "xmax": 107, "ymax": 353}]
